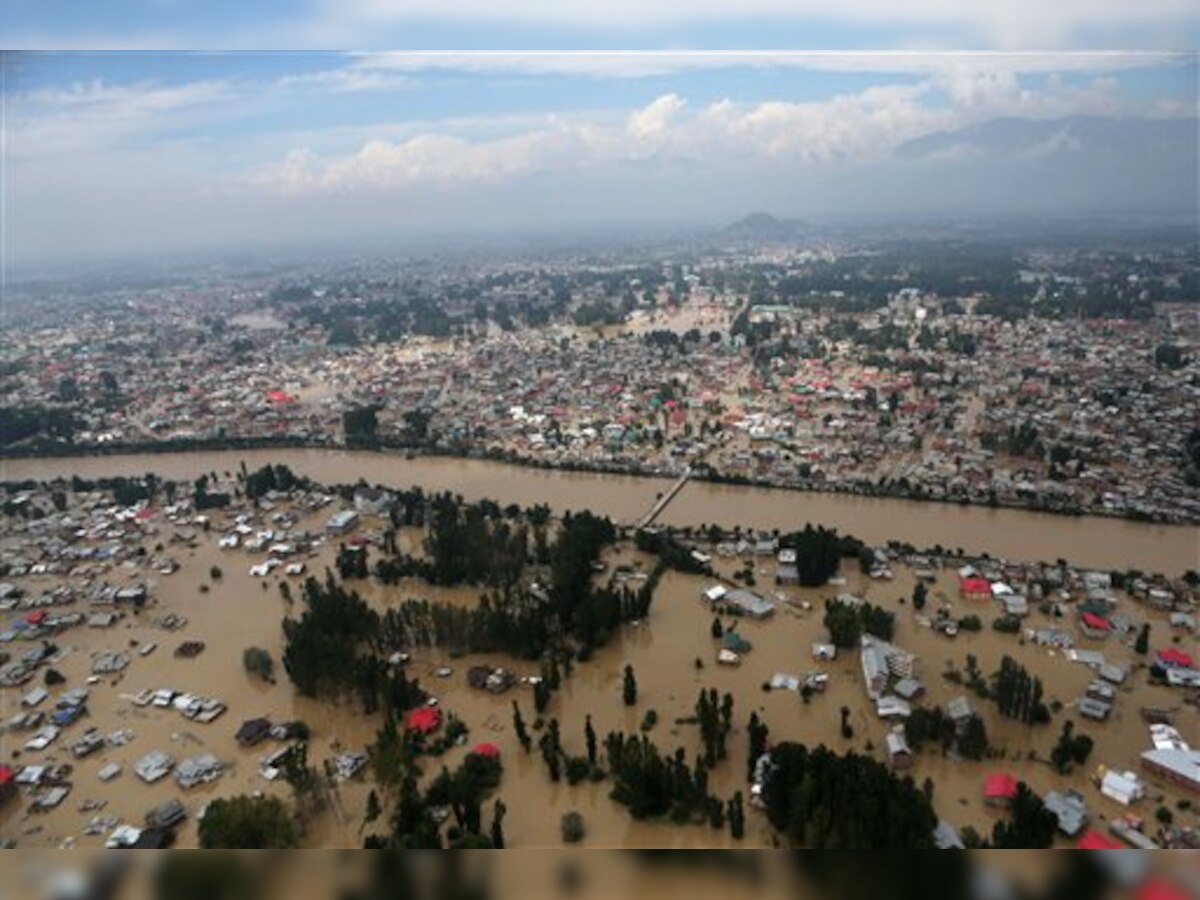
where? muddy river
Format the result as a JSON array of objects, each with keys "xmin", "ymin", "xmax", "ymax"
[{"xmin": 2, "ymin": 449, "xmax": 1196, "ymax": 574}]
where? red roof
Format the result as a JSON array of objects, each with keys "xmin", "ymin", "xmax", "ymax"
[
  {"xmin": 404, "ymin": 706, "xmax": 442, "ymax": 734},
  {"xmin": 1081, "ymin": 612, "xmax": 1111, "ymax": 631},
  {"xmin": 22, "ymin": 610, "xmax": 47, "ymax": 625},
  {"xmin": 267, "ymin": 390, "xmax": 293, "ymax": 403},
  {"xmin": 960, "ymin": 577, "xmax": 992, "ymax": 595},
  {"xmin": 1157, "ymin": 648, "xmax": 1194, "ymax": 668},
  {"xmin": 1075, "ymin": 830, "xmax": 1122, "ymax": 850},
  {"xmin": 1136, "ymin": 879, "xmax": 1191, "ymax": 900},
  {"xmin": 135, "ymin": 508, "xmax": 155, "ymax": 520},
  {"xmin": 470, "ymin": 742, "xmax": 501, "ymax": 759},
  {"xmin": 982, "ymin": 772, "xmax": 1018, "ymax": 799},
  {"xmin": 0, "ymin": 765, "xmax": 14, "ymax": 786}
]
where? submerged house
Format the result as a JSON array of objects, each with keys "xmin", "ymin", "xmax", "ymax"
[
  {"xmin": 235, "ymin": 717, "xmax": 272, "ymax": 747},
  {"xmin": 1043, "ymin": 789, "xmax": 1089, "ymax": 836},
  {"xmin": 860, "ymin": 636, "xmax": 917, "ymax": 700},
  {"xmin": 175, "ymin": 754, "xmax": 223, "ymax": 789},
  {"xmin": 886, "ymin": 731, "xmax": 913, "ymax": 770},
  {"xmin": 134, "ymin": 751, "xmax": 174, "ymax": 784},
  {"xmin": 722, "ymin": 589, "xmax": 777, "ymax": 619},
  {"xmin": 1140, "ymin": 748, "xmax": 1200, "ymax": 794},
  {"xmin": 1079, "ymin": 612, "xmax": 1112, "ymax": 641}
]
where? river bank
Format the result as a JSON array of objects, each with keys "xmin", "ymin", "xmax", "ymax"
[
  {"xmin": 2, "ymin": 438, "xmax": 1195, "ymax": 528},
  {"xmin": 1, "ymin": 448, "xmax": 1196, "ymax": 575}
]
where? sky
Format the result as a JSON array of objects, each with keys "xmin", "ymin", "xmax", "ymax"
[{"xmin": 2, "ymin": 3, "xmax": 1198, "ymax": 269}]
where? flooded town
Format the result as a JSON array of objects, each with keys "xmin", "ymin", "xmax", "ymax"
[
  {"xmin": 1, "ymin": 327, "xmax": 1197, "ymax": 851},
  {"xmin": 2, "ymin": 37, "xmax": 1199, "ymax": 876}
]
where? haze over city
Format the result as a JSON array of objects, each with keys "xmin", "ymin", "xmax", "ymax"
[{"xmin": 5, "ymin": 44, "xmax": 1197, "ymax": 269}]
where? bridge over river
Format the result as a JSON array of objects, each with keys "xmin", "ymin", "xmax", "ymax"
[{"xmin": 634, "ymin": 466, "xmax": 692, "ymax": 529}]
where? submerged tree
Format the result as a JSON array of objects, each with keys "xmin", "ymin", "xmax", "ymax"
[{"xmin": 623, "ymin": 664, "xmax": 638, "ymax": 706}]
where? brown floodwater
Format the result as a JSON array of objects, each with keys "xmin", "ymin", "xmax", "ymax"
[
  {"xmin": 2, "ymin": 449, "xmax": 1196, "ymax": 574},
  {"xmin": 2, "ymin": 489, "xmax": 1196, "ymax": 850}
]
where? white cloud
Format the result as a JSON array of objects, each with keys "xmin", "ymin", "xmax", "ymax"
[
  {"xmin": 251, "ymin": 64, "xmax": 1154, "ymax": 196},
  {"xmin": 628, "ymin": 93, "xmax": 686, "ymax": 142},
  {"xmin": 7, "ymin": 77, "xmax": 233, "ymax": 158},
  {"xmin": 272, "ymin": 67, "xmax": 411, "ymax": 94}
]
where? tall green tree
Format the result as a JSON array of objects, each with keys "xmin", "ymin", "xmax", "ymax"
[
  {"xmin": 199, "ymin": 795, "xmax": 300, "ymax": 849},
  {"xmin": 623, "ymin": 665, "xmax": 638, "ymax": 706}
]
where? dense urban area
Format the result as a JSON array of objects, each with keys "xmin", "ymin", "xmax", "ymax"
[
  {"xmin": 1, "ymin": 222, "xmax": 1197, "ymax": 855},
  {"xmin": 4, "ymin": 220, "xmax": 1199, "ymax": 524}
]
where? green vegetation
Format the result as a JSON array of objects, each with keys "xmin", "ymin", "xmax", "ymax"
[
  {"xmin": 343, "ymin": 406, "xmax": 379, "ymax": 444},
  {"xmin": 990, "ymin": 784, "xmax": 1056, "ymax": 849},
  {"xmin": 623, "ymin": 664, "xmax": 638, "ymax": 706},
  {"xmin": 912, "ymin": 581, "xmax": 928, "ymax": 610},
  {"xmin": 991, "ymin": 655, "xmax": 1050, "ymax": 724},
  {"xmin": 1050, "ymin": 720, "xmax": 1094, "ymax": 774},
  {"xmin": 823, "ymin": 598, "xmax": 895, "ymax": 648},
  {"xmin": 778, "ymin": 524, "xmax": 862, "ymax": 587},
  {"xmin": 1135, "ymin": 623, "xmax": 1150, "ymax": 655},
  {"xmin": 903, "ymin": 706, "xmax": 989, "ymax": 760},
  {"xmin": 0, "ymin": 406, "xmax": 80, "ymax": 447},
  {"xmin": 634, "ymin": 528, "xmax": 710, "ymax": 574},
  {"xmin": 762, "ymin": 743, "xmax": 937, "ymax": 848},
  {"xmin": 561, "ymin": 811, "xmax": 586, "ymax": 843},
  {"xmin": 992, "ymin": 615, "xmax": 1021, "ymax": 634},
  {"xmin": 198, "ymin": 795, "xmax": 300, "ymax": 849},
  {"xmin": 242, "ymin": 646, "xmax": 274, "ymax": 682},
  {"xmin": 604, "ymin": 731, "xmax": 722, "ymax": 824},
  {"xmin": 281, "ymin": 575, "xmax": 378, "ymax": 699},
  {"xmin": 958, "ymin": 614, "xmax": 983, "ymax": 632}
]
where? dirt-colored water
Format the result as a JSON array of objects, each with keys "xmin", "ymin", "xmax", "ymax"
[
  {"xmin": 2, "ymin": 483, "xmax": 1195, "ymax": 849},
  {"xmin": 2, "ymin": 449, "xmax": 1196, "ymax": 574}
]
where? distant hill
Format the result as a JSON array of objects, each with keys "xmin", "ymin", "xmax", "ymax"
[
  {"xmin": 895, "ymin": 116, "xmax": 1193, "ymax": 162},
  {"xmin": 721, "ymin": 212, "xmax": 804, "ymax": 241}
]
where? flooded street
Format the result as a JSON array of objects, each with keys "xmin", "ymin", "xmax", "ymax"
[
  {"xmin": 1, "ymin": 452, "xmax": 1196, "ymax": 849},
  {"xmin": 3, "ymin": 504, "xmax": 1195, "ymax": 847},
  {"xmin": 2, "ymin": 449, "xmax": 1196, "ymax": 574}
]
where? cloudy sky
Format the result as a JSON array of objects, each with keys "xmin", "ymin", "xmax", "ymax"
[{"xmin": 3, "ymin": 3, "xmax": 1197, "ymax": 268}]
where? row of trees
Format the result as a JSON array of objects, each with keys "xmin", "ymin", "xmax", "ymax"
[
  {"xmin": 364, "ymin": 748, "xmax": 505, "ymax": 848},
  {"xmin": 633, "ymin": 529, "xmax": 711, "ymax": 574},
  {"xmin": 375, "ymin": 575, "xmax": 652, "ymax": 664},
  {"xmin": 281, "ymin": 574, "xmax": 378, "ymax": 699},
  {"xmin": 242, "ymin": 463, "xmax": 307, "ymax": 499},
  {"xmin": 904, "ymin": 706, "xmax": 990, "ymax": 761},
  {"xmin": 779, "ymin": 524, "xmax": 863, "ymax": 587},
  {"xmin": 762, "ymin": 742, "xmax": 937, "ymax": 848},
  {"xmin": 604, "ymin": 730, "xmax": 741, "ymax": 834},
  {"xmin": 823, "ymin": 598, "xmax": 895, "ymax": 649},
  {"xmin": 991, "ymin": 655, "xmax": 1051, "ymax": 724}
]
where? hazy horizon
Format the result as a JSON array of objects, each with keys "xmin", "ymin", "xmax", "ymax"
[{"xmin": 3, "ymin": 49, "xmax": 1197, "ymax": 272}]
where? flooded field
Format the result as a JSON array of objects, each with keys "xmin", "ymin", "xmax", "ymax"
[
  {"xmin": 2, "ymin": 483, "xmax": 1195, "ymax": 849},
  {"xmin": 3, "ymin": 449, "xmax": 1197, "ymax": 574}
]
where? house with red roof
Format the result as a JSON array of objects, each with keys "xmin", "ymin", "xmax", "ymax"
[
  {"xmin": 959, "ymin": 577, "xmax": 992, "ymax": 601},
  {"xmin": 404, "ymin": 706, "xmax": 442, "ymax": 734},
  {"xmin": 982, "ymin": 772, "xmax": 1019, "ymax": 806},
  {"xmin": 1079, "ymin": 612, "xmax": 1112, "ymax": 640},
  {"xmin": 1076, "ymin": 829, "xmax": 1122, "ymax": 850},
  {"xmin": 470, "ymin": 743, "xmax": 500, "ymax": 759},
  {"xmin": 1156, "ymin": 648, "xmax": 1194, "ymax": 670},
  {"xmin": 0, "ymin": 765, "xmax": 15, "ymax": 804}
]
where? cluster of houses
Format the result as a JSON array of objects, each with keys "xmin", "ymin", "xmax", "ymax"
[
  {"xmin": 8, "ymin": 248, "xmax": 1196, "ymax": 524},
  {"xmin": 969, "ymin": 715, "xmax": 1200, "ymax": 851}
]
